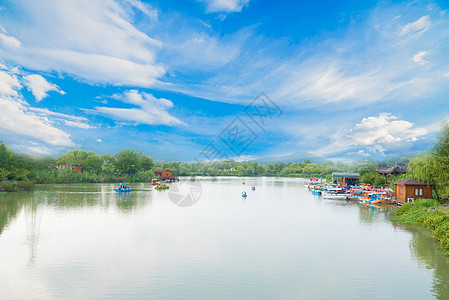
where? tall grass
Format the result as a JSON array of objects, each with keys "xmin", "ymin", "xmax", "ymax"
[{"xmin": 31, "ymin": 170, "xmax": 155, "ymax": 184}]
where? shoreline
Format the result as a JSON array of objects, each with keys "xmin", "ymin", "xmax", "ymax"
[{"xmin": 390, "ymin": 198, "xmax": 449, "ymax": 255}]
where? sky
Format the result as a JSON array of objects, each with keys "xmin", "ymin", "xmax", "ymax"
[{"xmin": 0, "ymin": 0, "xmax": 448, "ymax": 162}]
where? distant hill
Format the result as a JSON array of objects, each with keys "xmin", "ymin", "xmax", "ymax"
[{"xmin": 253, "ymin": 152, "xmax": 327, "ymax": 164}]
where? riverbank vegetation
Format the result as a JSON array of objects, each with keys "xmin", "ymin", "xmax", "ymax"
[
  {"xmin": 408, "ymin": 124, "xmax": 449, "ymax": 199},
  {"xmin": 391, "ymin": 199, "xmax": 449, "ymax": 254},
  {"xmin": 389, "ymin": 125, "xmax": 449, "ymax": 254},
  {"xmin": 0, "ymin": 138, "xmax": 406, "ymax": 189}
]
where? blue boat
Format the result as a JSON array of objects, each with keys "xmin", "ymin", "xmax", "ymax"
[
  {"xmin": 116, "ymin": 183, "xmax": 132, "ymax": 192},
  {"xmin": 242, "ymin": 191, "xmax": 247, "ymax": 197}
]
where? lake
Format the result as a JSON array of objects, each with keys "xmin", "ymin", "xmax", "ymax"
[{"xmin": 1, "ymin": 177, "xmax": 449, "ymax": 299}]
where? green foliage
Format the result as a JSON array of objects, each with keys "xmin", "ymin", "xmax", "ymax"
[
  {"xmin": 391, "ymin": 198, "xmax": 449, "ymax": 253},
  {"xmin": 0, "ymin": 180, "xmax": 33, "ymax": 191},
  {"xmin": 113, "ymin": 149, "xmax": 140, "ymax": 175}
]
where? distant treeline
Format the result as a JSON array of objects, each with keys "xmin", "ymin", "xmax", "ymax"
[{"xmin": 0, "ymin": 140, "xmax": 406, "ymax": 191}]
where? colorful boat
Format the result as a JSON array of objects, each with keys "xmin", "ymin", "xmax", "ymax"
[
  {"xmin": 151, "ymin": 178, "xmax": 159, "ymax": 185},
  {"xmin": 242, "ymin": 191, "xmax": 247, "ymax": 197},
  {"xmin": 251, "ymin": 186, "xmax": 256, "ymax": 190},
  {"xmin": 116, "ymin": 183, "xmax": 132, "ymax": 192},
  {"xmin": 155, "ymin": 184, "xmax": 169, "ymax": 190}
]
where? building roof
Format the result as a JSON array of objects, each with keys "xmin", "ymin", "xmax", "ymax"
[
  {"xmin": 332, "ymin": 172, "xmax": 361, "ymax": 179},
  {"xmin": 376, "ymin": 164, "xmax": 407, "ymax": 175},
  {"xmin": 393, "ymin": 178, "xmax": 433, "ymax": 186},
  {"xmin": 154, "ymin": 169, "xmax": 172, "ymax": 173}
]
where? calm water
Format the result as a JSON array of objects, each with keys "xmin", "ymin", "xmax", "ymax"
[{"xmin": 1, "ymin": 177, "xmax": 449, "ymax": 299}]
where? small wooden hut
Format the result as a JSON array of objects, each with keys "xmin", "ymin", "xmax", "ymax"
[
  {"xmin": 56, "ymin": 162, "xmax": 83, "ymax": 173},
  {"xmin": 154, "ymin": 169, "xmax": 178, "ymax": 182},
  {"xmin": 393, "ymin": 178, "xmax": 433, "ymax": 203}
]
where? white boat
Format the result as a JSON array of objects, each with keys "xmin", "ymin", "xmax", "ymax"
[{"xmin": 323, "ymin": 192, "xmax": 349, "ymax": 200}]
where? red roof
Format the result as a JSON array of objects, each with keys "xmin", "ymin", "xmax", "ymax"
[{"xmin": 393, "ymin": 178, "xmax": 433, "ymax": 186}]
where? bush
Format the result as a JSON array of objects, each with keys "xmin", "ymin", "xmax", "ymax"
[
  {"xmin": 392, "ymin": 198, "xmax": 449, "ymax": 252},
  {"xmin": 0, "ymin": 180, "xmax": 33, "ymax": 191}
]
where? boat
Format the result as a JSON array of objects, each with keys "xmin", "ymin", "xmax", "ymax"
[
  {"xmin": 116, "ymin": 183, "xmax": 132, "ymax": 192},
  {"xmin": 155, "ymin": 184, "xmax": 169, "ymax": 190},
  {"xmin": 151, "ymin": 178, "xmax": 159, "ymax": 185},
  {"xmin": 242, "ymin": 191, "xmax": 247, "ymax": 197},
  {"xmin": 251, "ymin": 186, "xmax": 256, "ymax": 190},
  {"xmin": 305, "ymin": 177, "xmax": 325, "ymax": 189},
  {"xmin": 370, "ymin": 192, "xmax": 396, "ymax": 204},
  {"xmin": 323, "ymin": 192, "xmax": 349, "ymax": 200}
]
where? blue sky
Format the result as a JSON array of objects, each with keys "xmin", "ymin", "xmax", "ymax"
[{"xmin": 0, "ymin": 0, "xmax": 448, "ymax": 162}]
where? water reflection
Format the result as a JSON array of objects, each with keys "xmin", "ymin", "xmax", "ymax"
[
  {"xmin": 410, "ymin": 228, "xmax": 449, "ymax": 299},
  {"xmin": 2, "ymin": 180, "xmax": 449, "ymax": 299},
  {"xmin": 0, "ymin": 192, "xmax": 31, "ymax": 235}
]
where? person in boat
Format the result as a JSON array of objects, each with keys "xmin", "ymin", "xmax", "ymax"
[{"xmin": 242, "ymin": 191, "xmax": 247, "ymax": 196}]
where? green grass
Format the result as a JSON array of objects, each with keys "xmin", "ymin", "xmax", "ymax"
[
  {"xmin": 437, "ymin": 206, "xmax": 449, "ymax": 214},
  {"xmin": 391, "ymin": 198, "xmax": 449, "ymax": 254}
]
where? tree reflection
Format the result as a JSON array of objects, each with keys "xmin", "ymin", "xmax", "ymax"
[
  {"xmin": 0, "ymin": 192, "xmax": 30, "ymax": 235},
  {"xmin": 410, "ymin": 228, "xmax": 449, "ymax": 299}
]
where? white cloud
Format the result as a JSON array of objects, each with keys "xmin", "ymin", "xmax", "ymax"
[
  {"xmin": 349, "ymin": 113, "xmax": 427, "ymax": 145},
  {"xmin": 0, "ymin": 70, "xmax": 21, "ymax": 97},
  {"xmin": 412, "ymin": 50, "xmax": 429, "ymax": 65},
  {"xmin": 0, "ymin": 97, "xmax": 74, "ymax": 147},
  {"xmin": 63, "ymin": 120, "xmax": 93, "ymax": 129},
  {"xmin": 0, "ymin": 0, "xmax": 164, "ymax": 87},
  {"xmin": 28, "ymin": 107, "xmax": 88, "ymax": 122},
  {"xmin": 94, "ymin": 90, "xmax": 185, "ymax": 126},
  {"xmin": 0, "ymin": 32, "xmax": 22, "ymax": 49},
  {"xmin": 165, "ymin": 32, "xmax": 241, "ymax": 70},
  {"xmin": 315, "ymin": 113, "xmax": 427, "ymax": 157},
  {"xmin": 23, "ymin": 74, "xmax": 65, "ymax": 102},
  {"xmin": 400, "ymin": 15, "xmax": 431, "ymax": 36},
  {"xmin": 201, "ymin": 0, "xmax": 249, "ymax": 13}
]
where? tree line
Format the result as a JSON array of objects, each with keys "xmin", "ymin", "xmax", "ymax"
[{"xmin": 0, "ymin": 139, "xmax": 406, "ymax": 191}]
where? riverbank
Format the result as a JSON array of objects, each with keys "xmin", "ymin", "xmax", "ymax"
[
  {"xmin": 391, "ymin": 198, "xmax": 449, "ymax": 254},
  {"xmin": 0, "ymin": 180, "xmax": 33, "ymax": 192}
]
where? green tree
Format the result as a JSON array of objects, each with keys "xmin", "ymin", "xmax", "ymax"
[{"xmin": 113, "ymin": 149, "xmax": 140, "ymax": 175}]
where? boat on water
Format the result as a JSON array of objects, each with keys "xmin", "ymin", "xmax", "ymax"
[
  {"xmin": 242, "ymin": 191, "xmax": 247, "ymax": 197},
  {"xmin": 322, "ymin": 192, "xmax": 349, "ymax": 200},
  {"xmin": 116, "ymin": 183, "xmax": 132, "ymax": 192},
  {"xmin": 305, "ymin": 177, "xmax": 326, "ymax": 189},
  {"xmin": 155, "ymin": 184, "xmax": 169, "ymax": 190},
  {"xmin": 151, "ymin": 178, "xmax": 159, "ymax": 185},
  {"xmin": 369, "ymin": 192, "xmax": 395, "ymax": 204},
  {"xmin": 251, "ymin": 186, "xmax": 256, "ymax": 190}
]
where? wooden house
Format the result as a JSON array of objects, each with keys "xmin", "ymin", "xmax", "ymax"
[
  {"xmin": 393, "ymin": 178, "xmax": 433, "ymax": 203},
  {"xmin": 154, "ymin": 169, "xmax": 174, "ymax": 180},
  {"xmin": 56, "ymin": 162, "xmax": 83, "ymax": 173}
]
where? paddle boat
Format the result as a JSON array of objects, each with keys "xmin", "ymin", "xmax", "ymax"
[
  {"xmin": 242, "ymin": 181, "xmax": 245, "ymax": 185},
  {"xmin": 242, "ymin": 191, "xmax": 247, "ymax": 197},
  {"xmin": 155, "ymin": 184, "xmax": 169, "ymax": 190},
  {"xmin": 151, "ymin": 178, "xmax": 159, "ymax": 185},
  {"xmin": 370, "ymin": 192, "xmax": 396, "ymax": 204},
  {"xmin": 116, "ymin": 183, "xmax": 132, "ymax": 192},
  {"xmin": 251, "ymin": 186, "xmax": 256, "ymax": 190}
]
